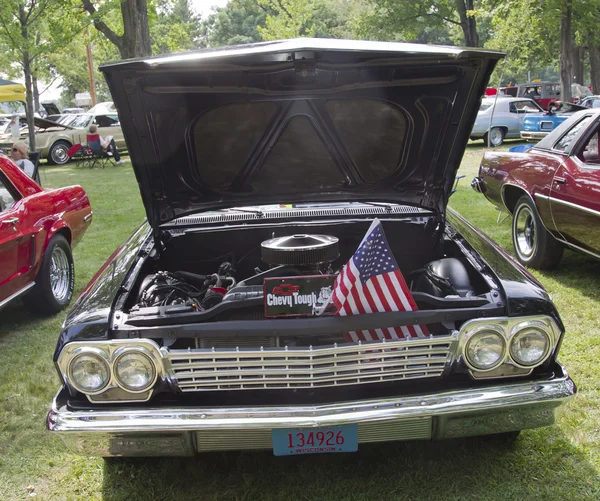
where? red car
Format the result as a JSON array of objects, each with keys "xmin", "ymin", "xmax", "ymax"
[
  {"xmin": 0, "ymin": 156, "xmax": 92, "ymax": 313},
  {"xmin": 472, "ymin": 109, "xmax": 600, "ymax": 269}
]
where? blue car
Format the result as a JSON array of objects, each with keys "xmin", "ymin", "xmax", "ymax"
[{"xmin": 521, "ymin": 101, "xmax": 587, "ymax": 140}]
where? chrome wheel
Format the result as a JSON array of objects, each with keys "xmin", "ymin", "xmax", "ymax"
[
  {"xmin": 489, "ymin": 127, "xmax": 504, "ymax": 146},
  {"xmin": 514, "ymin": 205, "xmax": 536, "ymax": 259},
  {"xmin": 50, "ymin": 142, "xmax": 69, "ymax": 165},
  {"xmin": 50, "ymin": 246, "xmax": 71, "ymax": 302}
]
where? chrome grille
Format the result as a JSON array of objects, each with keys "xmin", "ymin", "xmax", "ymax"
[
  {"xmin": 195, "ymin": 418, "xmax": 432, "ymax": 451},
  {"xmin": 166, "ymin": 336, "xmax": 455, "ymax": 392}
]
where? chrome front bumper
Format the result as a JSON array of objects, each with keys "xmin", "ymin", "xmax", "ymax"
[
  {"xmin": 520, "ymin": 131, "xmax": 549, "ymax": 140},
  {"xmin": 47, "ymin": 366, "xmax": 575, "ymax": 457}
]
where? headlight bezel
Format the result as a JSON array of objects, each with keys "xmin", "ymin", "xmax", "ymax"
[
  {"xmin": 462, "ymin": 324, "xmax": 507, "ymax": 372},
  {"xmin": 57, "ymin": 339, "xmax": 164, "ymax": 402},
  {"xmin": 67, "ymin": 347, "xmax": 111, "ymax": 395},
  {"xmin": 112, "ymin": 346, "xmax": 158, "ymax": 393},
  {"xmin": 459, "ymin": 316, "xmax": 560, "ymax": 377},
  {"xmin": 509, "ymin": 320, "xmax": 552, "ymax": 369}
]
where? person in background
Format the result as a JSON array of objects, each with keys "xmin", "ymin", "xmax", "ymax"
[
  {"xmin": 10, "ymin": 115, "xmax": 20, "ymax": 140},
  {"xmin": 88, "ymin": 124, "xmax": 123, "ymax": 164},
  {"xmin": 10, "ymin": 142, "xmax": 35, "ymax": 177}
]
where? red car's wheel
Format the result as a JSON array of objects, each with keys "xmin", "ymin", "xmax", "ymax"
[
  {"xmin": 23, "ymin": 234, "xmax": 74, "ymax": 314},
  {"xmin": 512, "ymin": 196, "xmax": 563, "ymax": 269}
]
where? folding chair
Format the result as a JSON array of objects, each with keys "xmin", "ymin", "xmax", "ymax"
[
  {"xmin": 86, "ymin": 134, "xmax": 116, "ymax": 169},
  {"xmin": 67, "ymin": 144, "xmax": 93, "ymax": 169}
]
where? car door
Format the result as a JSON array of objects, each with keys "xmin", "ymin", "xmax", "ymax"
[
  {"xmin": 549, "ymin": 116, "xmax": 600, "ymax": 256},
  {"xmin": 0, "ymin": 172, "xmax": 31, "ymax": 305}
]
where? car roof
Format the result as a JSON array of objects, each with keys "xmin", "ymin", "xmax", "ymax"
[
  {"xmin": 481, "ymin": 97, "xmax": 536, "ymax": 103},
  {"xmin": 535, "ymin": 108, "xmax": 600, "ymax": 150}
]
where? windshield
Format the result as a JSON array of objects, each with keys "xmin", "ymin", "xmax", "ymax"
[{"xmin": 68, "ymin": 114, "xmax": 93, "ymax": 129}]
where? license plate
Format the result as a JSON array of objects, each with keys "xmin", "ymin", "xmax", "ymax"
[{"xmin": 272, "ymin": 424, "xmax": 358, "ymax": 456}]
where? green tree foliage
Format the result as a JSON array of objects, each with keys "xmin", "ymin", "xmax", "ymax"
[
  {"xmin": 481, "ymin": 0, "xmax": 556, "ymax": 85},
  {"xmin": 0, "ymin": 0, "xmax": 84, "ymax": 149},
  {"xmin": 353, "ymin": 0, "xmax": 482, "ymax": 46},
  {"xmin": 257, "ymin": 0, "xmax": 353, "ymax": 40},
  {"xmin": 152, "ymin": 0, "xmax": 202, "ymax": 53},
  {"xmin": 200, "ymin": 0, "xmax": 267, "ymax": 47}
]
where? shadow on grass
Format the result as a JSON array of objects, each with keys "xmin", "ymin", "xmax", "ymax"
[
  {"xmin": 101, "ymin": 428, "xmax": 600, "ymax": 501},
  {"xmin": 543, "ymin": 250, "xmax": 600, "ymax": 302},
  {"xmin": 0, "ymin": 300, "xmax": 60, "ymax": 342}
]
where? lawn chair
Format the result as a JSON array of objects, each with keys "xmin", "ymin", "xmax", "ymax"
[
  {"xmin": 86, "ymin": 134, "xmax": 116, "ymax": 169},
  {"xmin": 67, "ymin": 143, "xmax": 94, "ymax": 169}
]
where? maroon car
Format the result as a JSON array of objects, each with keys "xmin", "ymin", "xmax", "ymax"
[
  {"xmin": 473, "ymin": 109, "xmax": 600, "ymax": 268},
  {"xmin": 0, "ymin": 156, "xmax": 92, "ymax": 313}
]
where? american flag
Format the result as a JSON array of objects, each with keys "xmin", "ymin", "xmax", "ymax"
[{"xmin": 330, "ymin": 219, "xmax": 429, "ymax": 342}]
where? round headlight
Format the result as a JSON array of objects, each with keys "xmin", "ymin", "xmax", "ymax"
[
  {"xmin": 69, "ymin": 352, "xmax": 110, "ymax": 393},
  {"xmin": 114, "ymin": 351, "xmax": 156, "ymax": 392},
  {"xmin": 510, "ymin": 327, "xmax": 550, "ymax": 367},
  {"xmin": 465, "ymin": 328, "xmax": 506, "ymax": 371}
]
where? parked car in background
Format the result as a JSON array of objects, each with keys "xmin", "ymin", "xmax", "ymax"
[
  {"xmin": 473, "ymin": 109, "xmax": 600, "ymax": 268},
  {"xmin": 0, "ymin": 112, "xmax": 126, "ymax": 165},
  {"xmin": 47, "ymin": 40, "xmax": 575, "ymax": 459},
  {"xmin": 517, "ymin": 82, "xmax": 561, "ymax": 110},
  {"xmin": 521, "ymin": 101, "xmax": 587, "ymax": 140},
  {"xmin": 500, "ymin": 85, "xmax": 518, "ymax": 97},
  {"xmin": 470, "ymin": 97, "xmax": 543, "ymax": 146},
  {"xmin": 0, "ymin": 154, "xmax": 92, "ymax": 313},
  {"xmin": 580, "ymin": 95, "xmax": 600, "ymax": 109},
  {"xmin": 63, "ymin": 107, "xmax": 85, "ymax": 114}
]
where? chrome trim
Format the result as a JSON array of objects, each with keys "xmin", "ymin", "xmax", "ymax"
[
  {"xmin": 542, "ymin": 195, "xmax": 600, "ymax": 218},
  {"xmin": 57, "ymin": 339, "xmax": 167, "ymax": 403},
  {"xmin": 462, "ymin": 324, "xmax": 507, "ymax": 372},
  {"xmin": 112, "ymin": 347, "xmax": 158, "ymax": 393},
  {"xmin": 0, "ymin": 282, "xmax": 35, "ymax": 311},
  {"xmin": 164, "ymin": 334, "xmax": 458, "ymax": 392},
  {"xmin": 83, "ymin": 212, "xmax": 93, "ymax": 223},
  {"xmin": 557, "ymin": 240, "xmax": 600, "ymax": 260},
  {"xmin": 164, "ymin": 205, "xmax": 431, "ymax": 227},
  {"xmin": 457, "ymin": 316, "xmax": 561, "ymax": 378},
  {"xmin": 68, "ymin": 348, "xmax": 111, "ymax": 394},
  {"xmin": 520, "ymin": 131, "xmax": 549, "ymax": 139},
  {"xmin": 509, "ymin": 320, "xmax": 552, "ymax": 369},
  {"xmin": 47, "ymin": 367, "xmax": 576, "ymax": 456}
]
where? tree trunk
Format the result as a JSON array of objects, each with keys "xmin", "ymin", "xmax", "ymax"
[
  {"xmin": 18, "ymin": 4, "xmax": 36, "ymax": 152},
  {"xmin": 570, "ymin": 46, "xmax": 585, "ymax": 85},
  {"xmin": 33, "ymin": 74, "xmax": 40, "ymax": 113},
  {"xmin": 120, "ymin": 0, "xmax": 152, "ymax": 58},
  {"xmin": 456, "ymin": 0, "xmax": 478, "ymax": 47},
  {"xmin": 82, "ymin": 0, "xmax": 152, "ymax": 59},
  {"xmin": 590, "ymin": 43, "xmax": 600, "ymax": 94},
  {"xmin": 559, "ymin": 1, "xmax": 573, "ymax": 102}
]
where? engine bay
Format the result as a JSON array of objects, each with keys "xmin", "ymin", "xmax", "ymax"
[{"xmin": 122, "ymin": 218, "xmax": 498, "ymax": 344}]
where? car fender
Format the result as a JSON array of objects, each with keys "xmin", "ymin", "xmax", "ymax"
[
  {"xmin": 53, "ymin": 221, "xmax": 152, "ymax": 360},
  {"xmin": 447, "ymin": 208, "xmax": 563, "ymax": 329}
]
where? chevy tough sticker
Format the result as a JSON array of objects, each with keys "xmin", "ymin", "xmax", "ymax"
[{"xmin": 264, "ymin": 276, "xmax": 336, "ymax": 318}]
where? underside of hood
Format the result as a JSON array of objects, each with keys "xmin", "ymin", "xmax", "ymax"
[{"xmin": 100, "ymin": 39, "xmax": 503, "ymax": 230}]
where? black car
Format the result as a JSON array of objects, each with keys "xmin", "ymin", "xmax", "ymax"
[{"xmin": 47, "ymin": 39, "xmax": 575, "ymax": 458}]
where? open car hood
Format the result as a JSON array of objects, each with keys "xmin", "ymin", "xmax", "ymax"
[
  {"xmin": 100, "ymin": 39, "xmax": 503, "ymax": 230},
  {"xmin": 34, "ymin": 116, "xmax": 74, "ymax": 130}
]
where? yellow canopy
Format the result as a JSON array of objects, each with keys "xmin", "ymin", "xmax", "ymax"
[{"xmin": 0, "ymin": 80, "xmax": 26, "ymax": 104}]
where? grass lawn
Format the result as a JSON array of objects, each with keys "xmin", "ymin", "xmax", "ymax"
[{"xmin": 1, "ymin": 144, "xmax": 599, "ymax": 500}]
